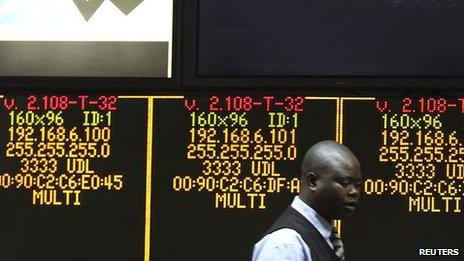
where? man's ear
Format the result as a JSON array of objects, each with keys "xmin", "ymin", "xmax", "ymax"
[{"xmin": 304, "ymin": 172, "xmax": 318, "ymax": 191}]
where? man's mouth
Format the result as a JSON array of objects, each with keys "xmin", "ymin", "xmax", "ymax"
[{"xmin": 343, "ymin": 201, "xmax": 358, "ymax": 210}]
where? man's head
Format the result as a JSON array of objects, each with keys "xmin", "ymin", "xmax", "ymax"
[{"xmin": 299, "ymin": 140, "xmax": 362, "ymax": 221}]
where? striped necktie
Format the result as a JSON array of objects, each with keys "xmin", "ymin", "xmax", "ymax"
[{"xmin": 330, "ymin": 227, "xmax": 345, "ymax": 261}]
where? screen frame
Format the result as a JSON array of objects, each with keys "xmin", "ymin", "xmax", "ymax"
[
  {"xmin": 181, "ymin": 0, "xmax": 464, "ymax": 89},
  {"xmin": 0, "ymin": 0, "xmax": 180, "ymax": 87}
]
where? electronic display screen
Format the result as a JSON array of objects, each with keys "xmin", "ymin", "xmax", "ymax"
[
  {"xmin": 198, "ymin": 0, "xmax": 464, "ymax": 77},
  {"xmin": 0, "ymin": 0, "xmax": 173, "ymax": 77},
  {"xmin": 0, "ymin": 95, "xmax": 149, "ymax": 259},
  {"xmin": 0, "ymin": 94, "xmax": 462, "ymax": 260}
]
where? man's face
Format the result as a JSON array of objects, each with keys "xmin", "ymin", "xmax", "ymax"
[{"xmin": 315, "ymin": 160, "xmax": 362, "ymax": 220}]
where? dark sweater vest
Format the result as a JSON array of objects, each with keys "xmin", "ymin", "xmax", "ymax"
[{"xmin": 263, "ymin": 206, "xmax": 340, "ymax": 261}]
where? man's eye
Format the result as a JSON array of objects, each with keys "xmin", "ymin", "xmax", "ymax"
[{"xmin": 337, "ymin": 178, "xmax": 362, "ymax": 187}]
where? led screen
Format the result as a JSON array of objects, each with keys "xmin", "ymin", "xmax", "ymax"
[
  {"xmin": 0, "ymin": 93, "xmax": 462, "ymax": 260},
  {"xmin": 199, "ymin": 0, "xmax": 464, "ymax": 77}
]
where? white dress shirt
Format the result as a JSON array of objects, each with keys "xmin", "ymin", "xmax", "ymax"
[{"xmin": 252, "ymin": 196, "xmax": 334, "ymax": 261}]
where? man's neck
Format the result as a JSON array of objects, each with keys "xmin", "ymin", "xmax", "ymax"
[{"xmin": 299, "ymin": 194, "xmax": 333, "ymax": 224}]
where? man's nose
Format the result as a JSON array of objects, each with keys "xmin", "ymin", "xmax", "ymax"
[{"xmin": 347, "ymin": 184, "xmax": 361, "ymax": 198}]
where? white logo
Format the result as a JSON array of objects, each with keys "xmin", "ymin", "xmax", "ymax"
[{"xmin": 73, "ymin": 0, "xmax": 144, "ymax": 21}]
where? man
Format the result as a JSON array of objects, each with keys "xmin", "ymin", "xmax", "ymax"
[{"xmin": 252, "ymin": 140, "xmax": 362, "ymax": 261}]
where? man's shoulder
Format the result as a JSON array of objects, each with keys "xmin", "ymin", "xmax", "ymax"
[
  {"xmin": 252, "ymin": 228, "xmax": 310, "ymax": 261},
  {"xmin": 259, "ymin": 228, "xmax": 303, "ymax": 245}
]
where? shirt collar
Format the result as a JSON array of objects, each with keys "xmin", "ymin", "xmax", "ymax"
[{"xmin": 291, "ymin": 196, "xmax": 333, "ymax": 240}]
